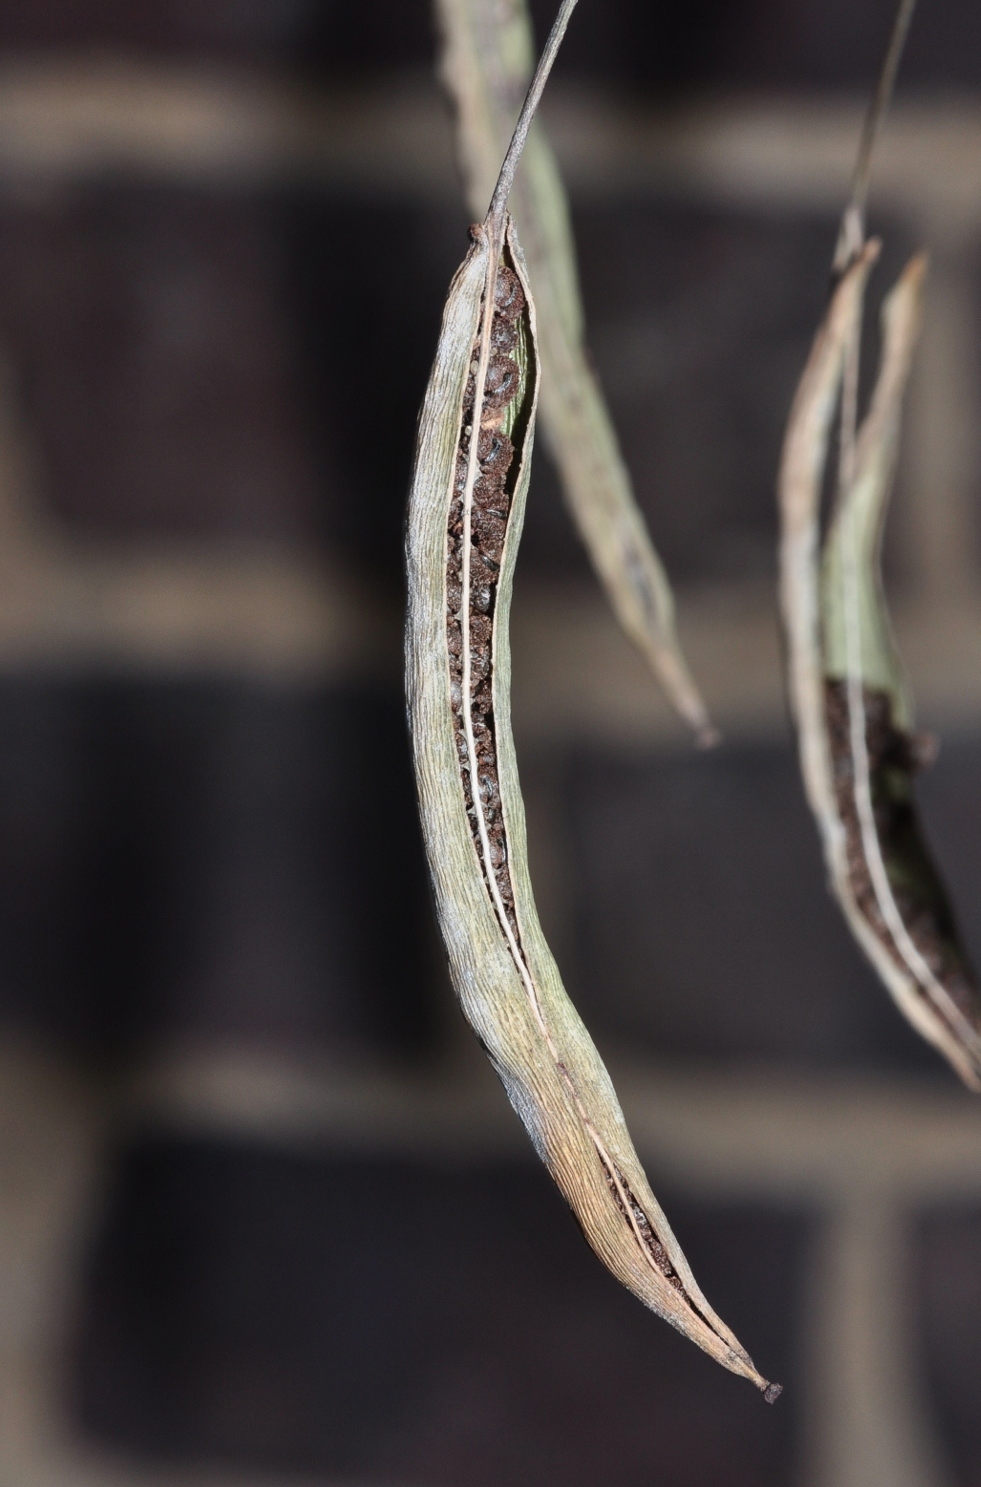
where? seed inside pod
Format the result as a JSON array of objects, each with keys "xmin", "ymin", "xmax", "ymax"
[
  {"xmin": 824, "ymin": 678, "xmax": 980, "ymax": 1026},
  {"xmin": 483, "ymin": 354, "xmax": 522, "ymax": 409},
  {"xmin": 493, "ymin": 264, "xmax": 525, "ymax": 320},
  {"xmin": 444, "ymin": 254, "xmax": 706, "ymax": 1301},
  {"xmin": 446, "ymin": 265, "xmax": 526, "ymax": 938},
  {"xmin": 477, "ymin": 426, "xmax": 514, "ymax": 479}
]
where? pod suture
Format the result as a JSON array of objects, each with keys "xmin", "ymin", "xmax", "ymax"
[
  {"xmin": 447, "ymin": 253, "xmax": 526, "ymax": 939},
  {"xmin": 823, "ymin": 677, "xmax": 978, "ymax": 1029},
  {"xmin": 407, "ymin": 0, "xmax": 778, "ymax": 1397}
]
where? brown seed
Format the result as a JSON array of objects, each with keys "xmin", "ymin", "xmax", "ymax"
[
  {"xmin": 477, "ymin": 427, "xmax": 514, "ymax": 479},
  {"xmin": 483, "ymin": 354, "xmax": 521, "ymax": 409},
  {"xmin": 491, "ymin": 314, "xmax": 518, "ymax": 353},
  {"xmin": 472, "ymin": 683, "xmax": 493, "ymax": 715},
  {"xmin": 471, "ymin": 550, "xmax": 499, "ymax": 580},
  {"xmin": 473, "ymin": 477, "xmax": 509, "ymax": 515},
  {"xmin": 494, "ymin": 264, "xmax": 525, "ymax": 320},
  {"xmin": 473, "ymin": 510, "xmax": 507, "ymax": 560}
]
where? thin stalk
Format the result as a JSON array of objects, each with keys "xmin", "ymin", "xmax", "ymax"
[
  {"xmin": 486, "ymin": 0, "xmax": 579, "ymax": 235},
  {"xmin": 833, "ymin": 0, "xmax": 917, "ymax": 275}
]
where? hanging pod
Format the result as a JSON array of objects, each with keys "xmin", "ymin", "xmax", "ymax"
[
  {"xmin": 779, "ymin": 244, "xmax": 981, "ymax": 1089},
  {"xmin": 406, "ymin": 0, "xmax": 778, "ymax": 1397}
]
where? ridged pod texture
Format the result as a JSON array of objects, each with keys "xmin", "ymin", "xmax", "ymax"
[{"xmin": 406, "ymin": 217, "xmax": 776, "ymax": 1395}]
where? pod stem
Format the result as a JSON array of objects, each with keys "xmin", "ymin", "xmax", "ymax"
[
  {"xmin": 486, "ymin": 0, "xmax": 580, "ymax": 238},
  {"xmin": 833, "ymin": 0, "xmax": 917, "ymax": 277}
]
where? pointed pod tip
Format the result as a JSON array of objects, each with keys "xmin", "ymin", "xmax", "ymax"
[
  {"xmin": 763, "ymin": 1382, "xmax": 784, "ymax": 1405},
  {"xmin": 960, "ymin": 1062, "xmax": 981, "ymax": 1096},
  {"xmin": 696, "ymin": 724, "xmax": 723, "ymax": 751},
  {"xmin": 863, "ymin": 237, "xmax": 882, "ymax": 263},
  {"xmin": 906, "ymin": 249, "xmax": 929, "ymax": 285},
  {"xmin": 830, "ymin": 235, "xmax": 881, "ymax": 292}
]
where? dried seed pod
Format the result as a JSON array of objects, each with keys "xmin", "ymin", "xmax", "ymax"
[
  {"xmin": 407, "ymin": 7, "xmax": 777, "ymax": 1391},
  {"xmin": 778, "ymin": 244, "xmax": 981, "ymax": 1089},
  {"xmin": 437, "ymin": 0, "xmax": 716, "ymax": 744},
  {"xmin": 407, "ymin": 216, "xmax": 776, "ymax": 1397}
]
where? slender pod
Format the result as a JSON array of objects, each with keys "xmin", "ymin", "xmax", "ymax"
[
  {"xmin": 407, "ymin": 1, "xmax": 778, "ymax": 1393},
  {"xmin": 779, "ymin": 248, "xmax": 981, "ymax": 1089},
  {"xmin": 778, "ymin": 0, "xmax": 981, "ymax": 1089},
  {"xmin": 436, "ymin": 0, "xmax": 715, "ymax": 744}
]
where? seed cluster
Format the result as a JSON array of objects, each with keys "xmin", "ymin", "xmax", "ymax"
[
  {"xmin": 447, "ymin": 264, "xmax": 526, "ymax": 936},
  {"xmin": 824, "ymin": 678, "xmax": 980, "ymax": 1024}
]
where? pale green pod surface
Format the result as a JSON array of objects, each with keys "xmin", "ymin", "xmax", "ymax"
[
  {"xmin": 779, "ymin": 246, "xmax": 981, "ymax": 1089},
  {"xmin": 407, "ymin": 216, "xmax": 778, "ymax": 1395},
  {"xmin": 436, "ymin": 0, "xmax": 715, "ymax": 744},
  {"xmin": 820, "ymin": 256, "xmax": 925, "ymax": 720}
]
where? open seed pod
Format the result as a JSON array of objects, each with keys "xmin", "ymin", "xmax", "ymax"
[
  {"xmin": 778, "ymin": 243, "xmax": 981, "ymax": 1090},
  {"xmin": 407, "ymin": 0, "xmax": 778, "ymax": 1395},
  {"xmin": 407, "ymin": 209, "xmax": 777, "ymax": 1394}
]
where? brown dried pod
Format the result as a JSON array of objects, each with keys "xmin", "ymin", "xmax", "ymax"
[
  {"xmin": 779, "ymin": 245, "xmax": 981, "ymax": 1089},
  {"xmin": 407, "ymin": 0, "xmax": 778, "ymax": 1397},
  {"xmin": 778, "ymin": 0, "xmax": 981, "ymax": 1089}
]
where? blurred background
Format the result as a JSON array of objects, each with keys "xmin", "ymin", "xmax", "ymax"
[{"xmin": 0, "ymin": 1, "xmax": 980, "ymax": 1484}]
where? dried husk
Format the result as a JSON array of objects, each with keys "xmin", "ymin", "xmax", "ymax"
[
  {"xmin": 407, "ymin": 206, "xmax": 776, "ymax": 1392},
  {"xmin": 436, "ymin": 0, "xmax": 715, "ymax": 743},
  {"xmin": 779, "ymin": 245, "xmax": 981, "ymax": 1089}
]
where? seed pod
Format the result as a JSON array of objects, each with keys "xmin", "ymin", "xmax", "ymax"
[
  {"xmin": 409, "ymin": 0, "xmax": 777, "ymax": 1399},
  {"xmin": 778, "ymin": 244, "xmax": 981, "ymax": 1089},
  {"xmin": 407, "ymin": 186, "xmax": 778, "ymax": 1392}
]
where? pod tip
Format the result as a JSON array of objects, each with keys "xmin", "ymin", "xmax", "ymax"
[
  {"xmin": 763, "ymin": 1382, "xmax": 783, "ymax": 1405},
  {"xmin": 696, "ymin": 724, "xmax": 723, "ymax": 751}
]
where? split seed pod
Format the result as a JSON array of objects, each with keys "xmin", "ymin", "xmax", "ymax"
[
  {"xmin": 407, "ymin": 1, "xmax": 778, "ymax": 1396},
  {"xmin": 779, "ymin": 244, "xmax": 981, "ymax": 1088}
]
